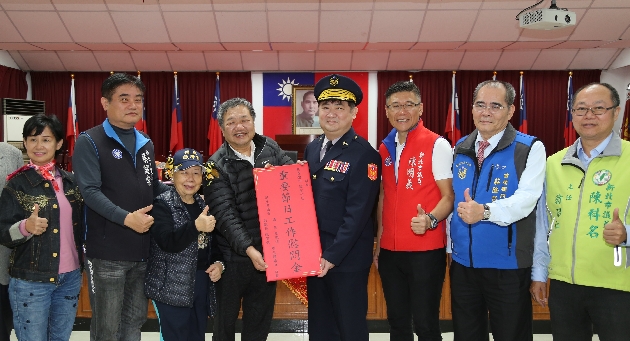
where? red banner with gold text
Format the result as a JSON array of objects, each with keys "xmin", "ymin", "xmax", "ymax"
[{"xmin": 253, "ymin": 163, "xmax": 322, "ymax": 282}]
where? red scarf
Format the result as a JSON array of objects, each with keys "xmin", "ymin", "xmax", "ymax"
[
  {"xmin": 6, "ymin": 160, "xmax": 60, "ymax": 191},
  {"xmin": 29, "ymin": 160, "xmax": 59, "ymax": 191}
]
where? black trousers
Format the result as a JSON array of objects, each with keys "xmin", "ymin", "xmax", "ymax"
[
  {"xmin": 378, "ymin": 248, "xmax": 446, "ymax": 341},
  {"xmin": 153, "ymin": 270, "xmax": 209, "ymax": 341},
  {"xmin": 213, "ymin": 260, "xmax": 276, "ymax": 341},
  {"xmin": 549, "ymin": 279, "xmax": 630, "ymax": 341},
  {"xmin": 307, "ymin": 267, "xmax": 370, "ymax": 341},
  {"xmin": 0, "ymin": 284, "xmax": 11, "ymax": 341},
  {"xmin": 450, "ymin": 262, "xmax": 533, "ymax": 341}
]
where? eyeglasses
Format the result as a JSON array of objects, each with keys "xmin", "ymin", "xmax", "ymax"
[
  {"xmin": 571, "ymin": 106, "xmax": 616, "ymax": 117},
  {"xmin": 386, "ymin": 102, "xmax": 420, "ymax": 111},
  {"xmin": 472, "ymin": 103, "xmax": 505, "ymax": 114}
]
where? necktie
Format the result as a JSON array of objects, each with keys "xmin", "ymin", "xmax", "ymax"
[
  {"xmin": 320, "ymin": 140, "xmax": 333, "ymax": 161},
  {"xmin": 477, "ymin": 140, "xmax": 490, "ymax": 166}
]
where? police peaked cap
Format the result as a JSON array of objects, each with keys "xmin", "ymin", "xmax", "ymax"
[{"xmin": 314, "ymin": 74, "xmax": 363, "ymax": 105}]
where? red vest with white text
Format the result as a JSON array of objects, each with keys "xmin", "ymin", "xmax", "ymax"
[{"xmin": 379, "ymin": 122, "xmax": 446, "ymax": 251}]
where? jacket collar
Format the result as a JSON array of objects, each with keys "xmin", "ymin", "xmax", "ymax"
[
  {"xmin": 382, "ymin": 120, "xmax": 424, "ymax": 161},
  {"xmin": 23, "ymin": 166, "xmax": 70, "ymax": 188},
  {"xmin": 560, "ymin": 131, "xmax": 623, "ymax": 170},
  {"xmin": 221, "ymin": 133, "xmax": 267, "ymax": 161},
  {"xmin": 313, "ymin": 127, "xmax": 357, "ymax": 168},
  {"xmin": 455, "ymin": 123, "xmax": 517, "ymax": 159}
]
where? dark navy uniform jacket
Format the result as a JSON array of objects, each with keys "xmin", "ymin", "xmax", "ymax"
[{"xmin": 305, "ymin": 127, "xmax": 381, "ymax": 272}]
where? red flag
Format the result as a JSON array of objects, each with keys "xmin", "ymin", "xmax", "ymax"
[
  {"xmin": 622, "ymin": 90, "xmax": 630, "ymax": 141},
  {"xmin": 444, "ymin": 72, "xmax": 461, "ymax": 147},
  {"xmin": 66, "ymin": 77, "xmax": 78, "ymax": 156},
  {"xmin": 134, "ymin": 72, "xmax": 147, "ymax": 133},
  {"xmin": 208, "ymin": 73, "xmax": 223, "ymax": 156},
  {"xmin": 563, "ymin": 73, "xmax": 577, "ymax": 147},
  {"xmin": 169, "ymin": 73, "xmax": 184, "ymax": 153}
]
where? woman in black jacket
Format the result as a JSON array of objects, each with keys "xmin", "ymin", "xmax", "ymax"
[
  {"xmin": 144, "ymin": 148, "xmax": 223, "ymax": 341},
  {"xmin": 0, "ymin": 114, "xmax": 83, "ymax": 341}
]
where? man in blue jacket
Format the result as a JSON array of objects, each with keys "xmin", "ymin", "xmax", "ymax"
[
  {"xmin": 450, "ymin": 80, "xmax": 545, "ymax": 341},
  {"xmin": 74, "ymin": 73, "xmax": 168, "ymax": 341}
]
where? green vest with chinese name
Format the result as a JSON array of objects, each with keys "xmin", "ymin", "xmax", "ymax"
[{"xmin": 546, "ymin": 135, "xmax": 630, "ymax": 293}]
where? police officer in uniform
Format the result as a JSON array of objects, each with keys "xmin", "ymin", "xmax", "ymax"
[{"xmin": 305, "ymin": 74, "xmax": 381, "ymax": 341}]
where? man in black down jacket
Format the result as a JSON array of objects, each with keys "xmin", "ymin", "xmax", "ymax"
[{"xmin": 203, "ymin": 97, "xmax": 293, "ymax": 341}]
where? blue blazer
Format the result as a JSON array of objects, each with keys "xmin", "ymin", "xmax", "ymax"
[{"xmin": 304, "ymin": 128, "xmax": 381, "ymax": 272}]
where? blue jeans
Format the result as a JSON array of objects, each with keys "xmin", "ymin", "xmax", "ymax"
[
  {"xmin": 9, "ymin": 268, "xmax": 81, "ymax": 341},
  {"xmin": 86, "ymin": 258, "xmax": 148, "ymax": 341}
]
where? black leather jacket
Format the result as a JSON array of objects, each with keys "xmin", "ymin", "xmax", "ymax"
[
  {"xmin": 0, "ymin": 167, "xmax": 83, "ymax": 284},
  {"xmin": 203, "ymin": 134, "xmax": 293, "ymax": 262}
]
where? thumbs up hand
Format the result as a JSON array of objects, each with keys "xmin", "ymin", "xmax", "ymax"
[
  {"xmin": 457, "ymin": 188, "xmax": 485, "ymax": 224},
  {"xmin": 124, "ymin": 205, "xmax": 154, "ymax": 233},
  {"xmin": 26, "ymin": 204, "xmax": 48, "ymax": 235},
  {"xmin": 603, "ymin": 208, "xmax": 627, "ymax": 245},
  {"xmin": 195, "ymin": 206, "xmax": 216, "ymax": 233},
  {"xmin": 411, "ymin": 204, "xmax": 430, "ymax": 235}
]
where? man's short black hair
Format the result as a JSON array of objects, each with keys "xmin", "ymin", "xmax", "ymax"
[
  {"xmin": 101, "ymin": 73, "xmax": 145, "ymax": 101},
  {"xmin": 573, "ymin": 82, "xmax": 620, "ymax": 108},
  {"xmin": 22, "ymin": 114, "xmax": 64, "ymax": 155},
  {"xmin": 385, "ymin": 81, "xmax": 421, "ymax": 103}
]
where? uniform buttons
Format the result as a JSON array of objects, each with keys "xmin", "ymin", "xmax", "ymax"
[
  {"xmin": 44, "ymin": 183, "xmax": 49, "ymax": 188},
  {"xmin": 53, "ymin": 229, "xmax": 58, "ymax": 234},
  {"xmin": 52, "ymin": 253, "xmax": 58, "ymax": 258},
  {"xmin": 53, "ymin": 204, "xmax": 58, "ymax": 209},
  {"xmin": 312, "ymin": 175, "xmax": 317, "ymax": 180},
  {"xmin": 330, "ymin": 177, "xmax": 334, "ymax": 181},
  {"xmin": 49, "ymin": 278, "xmax": 54, "ymax": 282}
]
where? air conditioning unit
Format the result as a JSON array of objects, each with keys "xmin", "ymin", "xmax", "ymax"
[{"xmin": 2, "ymin": 98, "xmax": 45, "ymax": 142}]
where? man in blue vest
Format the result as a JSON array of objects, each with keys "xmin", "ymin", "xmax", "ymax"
[
  {"xmin": 449, "ymin": 80, "xmax": 546, "ymax": 341},
  {"xmin": 74, "ymin": 73, "xmax": 168, "ymax": 341}
]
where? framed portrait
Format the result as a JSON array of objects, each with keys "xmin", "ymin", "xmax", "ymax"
[{"xmin": 292, "ymin": 85, "xmax": 323, "ymax": 135}]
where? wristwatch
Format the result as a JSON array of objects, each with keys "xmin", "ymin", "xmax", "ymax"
[
  {"xmin": 482, "ymin": 204, "xmax": 491, "ymax": 220},
  {"xmin": 426, "ymin": 213, "xmax": 439, "ymax": 229}
]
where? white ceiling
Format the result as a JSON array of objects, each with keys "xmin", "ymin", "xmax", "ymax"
[{"xmin": 0, "ymin": 0, "xmax": 629, "ymax": 72}]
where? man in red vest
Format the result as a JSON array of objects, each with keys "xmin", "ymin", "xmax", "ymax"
[{"xmin": 374, "ymin": 81, "xmax": 454, "ymax": 341}]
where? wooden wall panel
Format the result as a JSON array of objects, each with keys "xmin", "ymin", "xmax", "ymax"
[{"xmin": 75, "ymin": 259, "xmax": 550, "ymax": 321}]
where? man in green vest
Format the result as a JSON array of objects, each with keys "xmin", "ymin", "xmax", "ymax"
[{"xmin": 531, "ymin": 82, "xmax": 630, "ymax": 341}]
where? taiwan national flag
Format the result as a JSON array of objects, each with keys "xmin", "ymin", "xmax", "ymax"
[
  {"xmin": 444, "ymin": 72, "xmax": 461, "ymax": 147},
  {"xmin": 66, "ymin": 77, "xmax": 78, "ymax": 157},
  {"xmin": 134, "ymin": 73, "xmax": 147, "ymax": 133},
  {"xmin": 207, "ymin": 73, "xmax": 223, "ymax": 156},
  {"xmin": 262, "ymin": 73, "xmax": 316, "ymax": 140},
  {"xmin": 564, "ymin": 74, "xmax": 576, "ymax": 147},
  {"xmin": 169, "ymin": 73, "xmax": 184, "ymax": 153},
  {"xmin": 262, "ymin": 72, "xmax": 370, "ymax": 140},
  {"xmin": 519, "ymin": 73, "xmax": 527, "ymax": 134}
]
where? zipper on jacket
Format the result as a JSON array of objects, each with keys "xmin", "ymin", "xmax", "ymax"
[
  {"xmin": 486, "ymin": 164, "xmax": 494, "ymax": 192},
  {"xmin": 468, "ymin": 163, "xmax": 481, "ymax": 268}
]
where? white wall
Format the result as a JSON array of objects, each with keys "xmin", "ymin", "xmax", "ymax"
[
  {"xmin": 0, "ymin": 51, "xmax": 18, "ymax": 70},
  {"xmin": 601, "ymin": 66, "xmax": 630, "ymax": 135}
]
